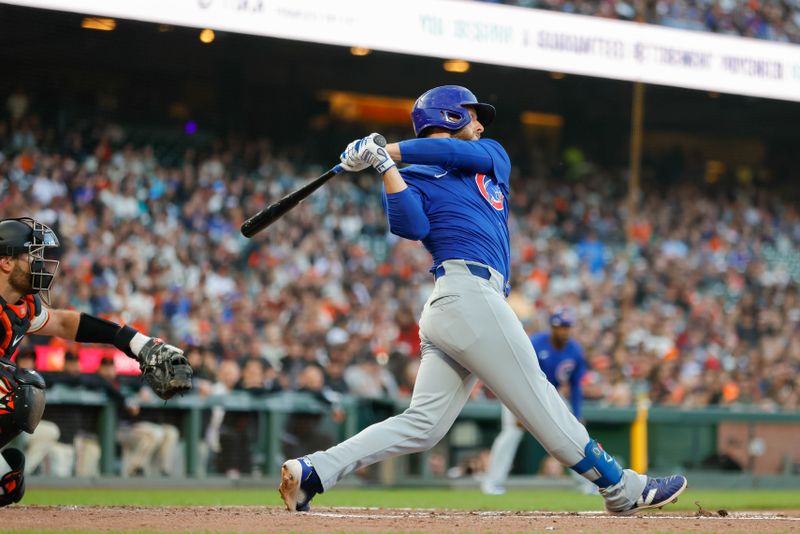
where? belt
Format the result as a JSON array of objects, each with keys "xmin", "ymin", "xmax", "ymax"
[{"xmin": 434, "ymin": 263, "xmax": 510, "ymax": 297}]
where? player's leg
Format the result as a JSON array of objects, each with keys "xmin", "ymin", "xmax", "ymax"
[
  {"xmin": 157, "ymin": 424, "xmax": 180, "ymax": 476},
  {"xmin": 22, "ymin": 420, "xmax": 60, "ymax": 474},
  {"xmin": 120, "ymin": 423, "xmax": 160, "ymax": 476},
  {"xmin": 422, "ymin": 264, "xmax": 685, "ymax": 513},
  {"xmin": 73, "ymin": 435, "xmax": 98, "ymax": 477},
  {"xmin": 49, "ymin": 442, "xmax": 76, "ymax": 477},
  {"xmin": 280, "ymin": 334, "xmax": 476, "ymax": 511},
  {"xmin": 481, "ymin": 405, "xmax": 523, "ymax": 495}
]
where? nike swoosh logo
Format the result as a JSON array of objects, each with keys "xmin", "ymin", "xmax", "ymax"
[
  {"xmin": 12, "ymin": 334, "xmax": 24, "ymax": 346},
  {"xmin": 434, "ymin": 171, "xmax": 448, "ymax": 178}
]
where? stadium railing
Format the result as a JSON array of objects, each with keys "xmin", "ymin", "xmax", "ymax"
[{"xmin": 42, "ymin": 389, "xmax": 800, "ymax": 480}]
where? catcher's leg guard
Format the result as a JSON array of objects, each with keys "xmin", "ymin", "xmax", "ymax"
[
  {"xmin": 0, "ymin": 448, "xmax": 26, "ymax": 507},
  {"xmin": 569, "ymin": 439, "xmax": 623, "ymax": 488}
]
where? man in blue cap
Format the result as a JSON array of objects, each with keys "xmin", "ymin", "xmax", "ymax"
[{"xmin": 279, "ymin": 86, "xmax": 686, "ymax": 515}]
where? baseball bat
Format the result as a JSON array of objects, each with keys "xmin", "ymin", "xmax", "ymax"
[{"xmin": 240, "ymin": 135, "xmax": 387, "ymax": 238}]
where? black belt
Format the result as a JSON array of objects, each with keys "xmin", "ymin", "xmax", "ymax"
[{"xmin": 434, "ymin": 264, "xmax": 510, "ymax": 297}]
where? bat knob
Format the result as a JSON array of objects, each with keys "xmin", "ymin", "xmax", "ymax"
[{"xmin": 373, "ymin": 134, "xmax": 387, "ymax": 147}]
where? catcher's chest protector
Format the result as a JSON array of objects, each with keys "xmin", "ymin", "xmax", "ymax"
[{"xmin": 0, "ymin": 295, "xmax": 38, "ymax": 360}]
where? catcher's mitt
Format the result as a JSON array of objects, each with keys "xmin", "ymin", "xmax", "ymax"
[{"xmin": 138, "ymin": 338, "xmax": 193, "ymax": 400}]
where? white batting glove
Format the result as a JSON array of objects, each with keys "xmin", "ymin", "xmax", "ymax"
[
  {"xmin": 357, "ymin": 133, "xmax": 395, "ymax": 174},
  {"xmin": 339, "ymin": 139, "xmax": 370, "ymax": 172}
]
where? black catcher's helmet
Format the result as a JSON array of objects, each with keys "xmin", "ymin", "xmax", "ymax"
[{"xmin": 0, "ymin": 218, "xmax": 60, "ymax": 305}]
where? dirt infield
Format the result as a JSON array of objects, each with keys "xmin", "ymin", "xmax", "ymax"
[
  {"xmin": 5, "ymin": 505, "xmax": 799, "ymax": 533},
  {"xmin": 1, "ymin": 506, "xmax": 800, "ymax": 533}
]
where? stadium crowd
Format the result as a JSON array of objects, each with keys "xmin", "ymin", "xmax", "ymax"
[
  {"xmin": 2, "ymin": 89, "xmax": 799, "ymax": 474},
  {"xmin": 479, "ymin": 0, "xmax": 800, "ymax": 44}
]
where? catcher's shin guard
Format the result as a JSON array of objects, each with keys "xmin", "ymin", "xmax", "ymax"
[
  {"xmin": 570, "ymin": 439, "xmax": 623, "ymax": 488},
  {"xmin": 0, "ymin": 448, "xmax": 26, "ymax": 507}
]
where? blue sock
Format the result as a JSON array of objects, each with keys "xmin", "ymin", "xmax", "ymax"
[
  {"xmin": 301, "ymin": 457, "xmax": 324, "ymax": 494},
  {"xmin": 569, "ymin": 439, "xmax": 623, "ymax": 488}
]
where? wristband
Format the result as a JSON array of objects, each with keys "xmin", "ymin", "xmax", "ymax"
[{"xmin": 75, "ymin": 313, "xmax": 138, "ymax": 358}]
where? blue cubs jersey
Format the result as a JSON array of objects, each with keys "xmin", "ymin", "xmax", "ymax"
[
  {"xmin": 530, "ymin": 331, "xmax": 586, "ymax": 418},
  {"xmin": 385, "ymin": 138, "xmax": 512, "ymax": 281}
]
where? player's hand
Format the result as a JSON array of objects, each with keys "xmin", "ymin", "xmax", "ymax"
[
  {"xmin": 137, "ymin": 339, "xmax": 193, "ymax": 400},
  {"xmin": 339, "ymin": 139, "xmax": 371, "ymax": 172},
  {"xmin": 356, "ymin": 133, "xmax": 396, "ymax": 174}
]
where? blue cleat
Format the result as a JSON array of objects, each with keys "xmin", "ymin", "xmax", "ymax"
[
  {"xmin": 610, "ymin": 475, "xmax": 688, "ymax": 515},
  {"xmin": 278, "ymin": 456, "xmax": 323, "ymax": 512}
]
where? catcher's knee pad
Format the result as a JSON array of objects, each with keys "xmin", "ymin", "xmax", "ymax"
[
  {"xmin": 569, "ymin": 439, "xmax": 623, "ymax": 488},
  {"xmin": 0, "ymin": 360, "xmax": 47, "ymax": 448},
  {"xmin": 0, "ymin": 447, "xmax": 26, "ymax": 507}
]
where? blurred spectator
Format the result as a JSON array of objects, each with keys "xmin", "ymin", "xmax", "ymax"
[
  {"xmin": 44, "ymin": 351, "xmax": 100, "ymax": 477},
  {"xmin": 91, "ymin": 358, "xmax": 180, "ymax": 477},
  {"xmin": 6, "ymin": 87, "xmax": 29, "ymax": 126},
  {"xmin": 205, "ymin": 360, "xmax": 255, "ymax": 478},
  {"xmin": 344, "ymin": 350, "xmax": 400, "ymax": 399},
  {"xmin": 236, "ymin": 357, "xmax": 281, "ymax": 395}
]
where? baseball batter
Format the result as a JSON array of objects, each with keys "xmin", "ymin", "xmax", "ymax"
[
  {"xmin": 279, "ymin": 85, "xmax": 687, "ymax": 514},
  {"xmin": 482, "ymin": 306, "xmax": 589, "ymax": 495}
]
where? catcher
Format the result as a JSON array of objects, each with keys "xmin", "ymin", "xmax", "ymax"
[{"xmin": 0, "ymin": 217, "xmax": 192, "ymax": 506}]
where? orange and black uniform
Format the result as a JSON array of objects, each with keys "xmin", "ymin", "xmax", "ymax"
[{"xmin": 0, "ymin": 294, "xmax": 48, "ymax": 361}]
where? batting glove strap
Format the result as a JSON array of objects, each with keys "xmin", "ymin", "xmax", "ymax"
[
  {"xmin": 358, "ymin": 133, "xmax": 395, "ymax": 174},
  {"xmin": 369, "ymin": 149, "xmax": 396, "ymax": 174}
]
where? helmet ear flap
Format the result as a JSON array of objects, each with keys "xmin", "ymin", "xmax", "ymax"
[{"xmin": 441, "ymin": 110, "xmax": 465, "ymax": 125}]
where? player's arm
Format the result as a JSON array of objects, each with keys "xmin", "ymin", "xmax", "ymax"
[
  {"xmin": 390, "ymin": 138, "xmax": 509, "ymax": 178},
  {"xmin": 341, "ymin": 134, "xmax": 430, "ymax": 241},
  {"xmin": 34, "ymin": 309, "xmax": 149, "ymax": 359},
  {"xmin": 381, "ymin": 180, "xmax": 430, "ymax": 241},
  {"xmin": 34, "ymin": 309, "xmax": 192, "ymax": 400}
]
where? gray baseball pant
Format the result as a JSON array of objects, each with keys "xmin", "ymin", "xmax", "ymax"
[{"xmin": 308, "ymin": 260, "xmax": 645, "ymax": 511}]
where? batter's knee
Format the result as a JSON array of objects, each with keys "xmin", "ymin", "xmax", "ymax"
[
  {"xmin": 397, "ymin": 408, "xmax": 449, "ymax": 452},
  {"xmin": 394, "ymin": 408, "xmax": 444, "ymax": 453}
]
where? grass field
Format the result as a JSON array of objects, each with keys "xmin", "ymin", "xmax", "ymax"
[{"xmin": 23, "ymin": 486, "xmax": 800, "ymax": 511}]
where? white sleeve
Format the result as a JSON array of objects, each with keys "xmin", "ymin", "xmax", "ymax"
[{"xmin": 28, "ymin": 306, "xmax": 50, "ymax": 334}]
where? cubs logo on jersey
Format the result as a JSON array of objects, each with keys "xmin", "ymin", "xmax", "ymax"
[
  {"xmin": 556, "ymin": 360, "xmax": 577, "ymax": 384},
  {"xmin": 475, "ymin": 173, "xmax": 504, "ymax": 211}
]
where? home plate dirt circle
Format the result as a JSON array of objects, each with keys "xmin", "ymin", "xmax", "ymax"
[{"xmin": 5, "ymin": 506, "xmax": 799, "ymax": 533}]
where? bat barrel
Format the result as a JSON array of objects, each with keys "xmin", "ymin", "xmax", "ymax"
[
  {"xmin": 240, "ymin": 165, "xmax": 341, "ymax": 237},
  {"xmin": 240, "ymin": 135, "xmax": 387, "ymax": 238}
]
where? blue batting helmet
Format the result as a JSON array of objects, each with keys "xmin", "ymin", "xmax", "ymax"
[
  {"xmin": 550, "ymin": 307, "xmax": 574, "ymax": 328},
  {"xmin": 411, "ymin": 85, "xmax": 495, "ymax": 137}
]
